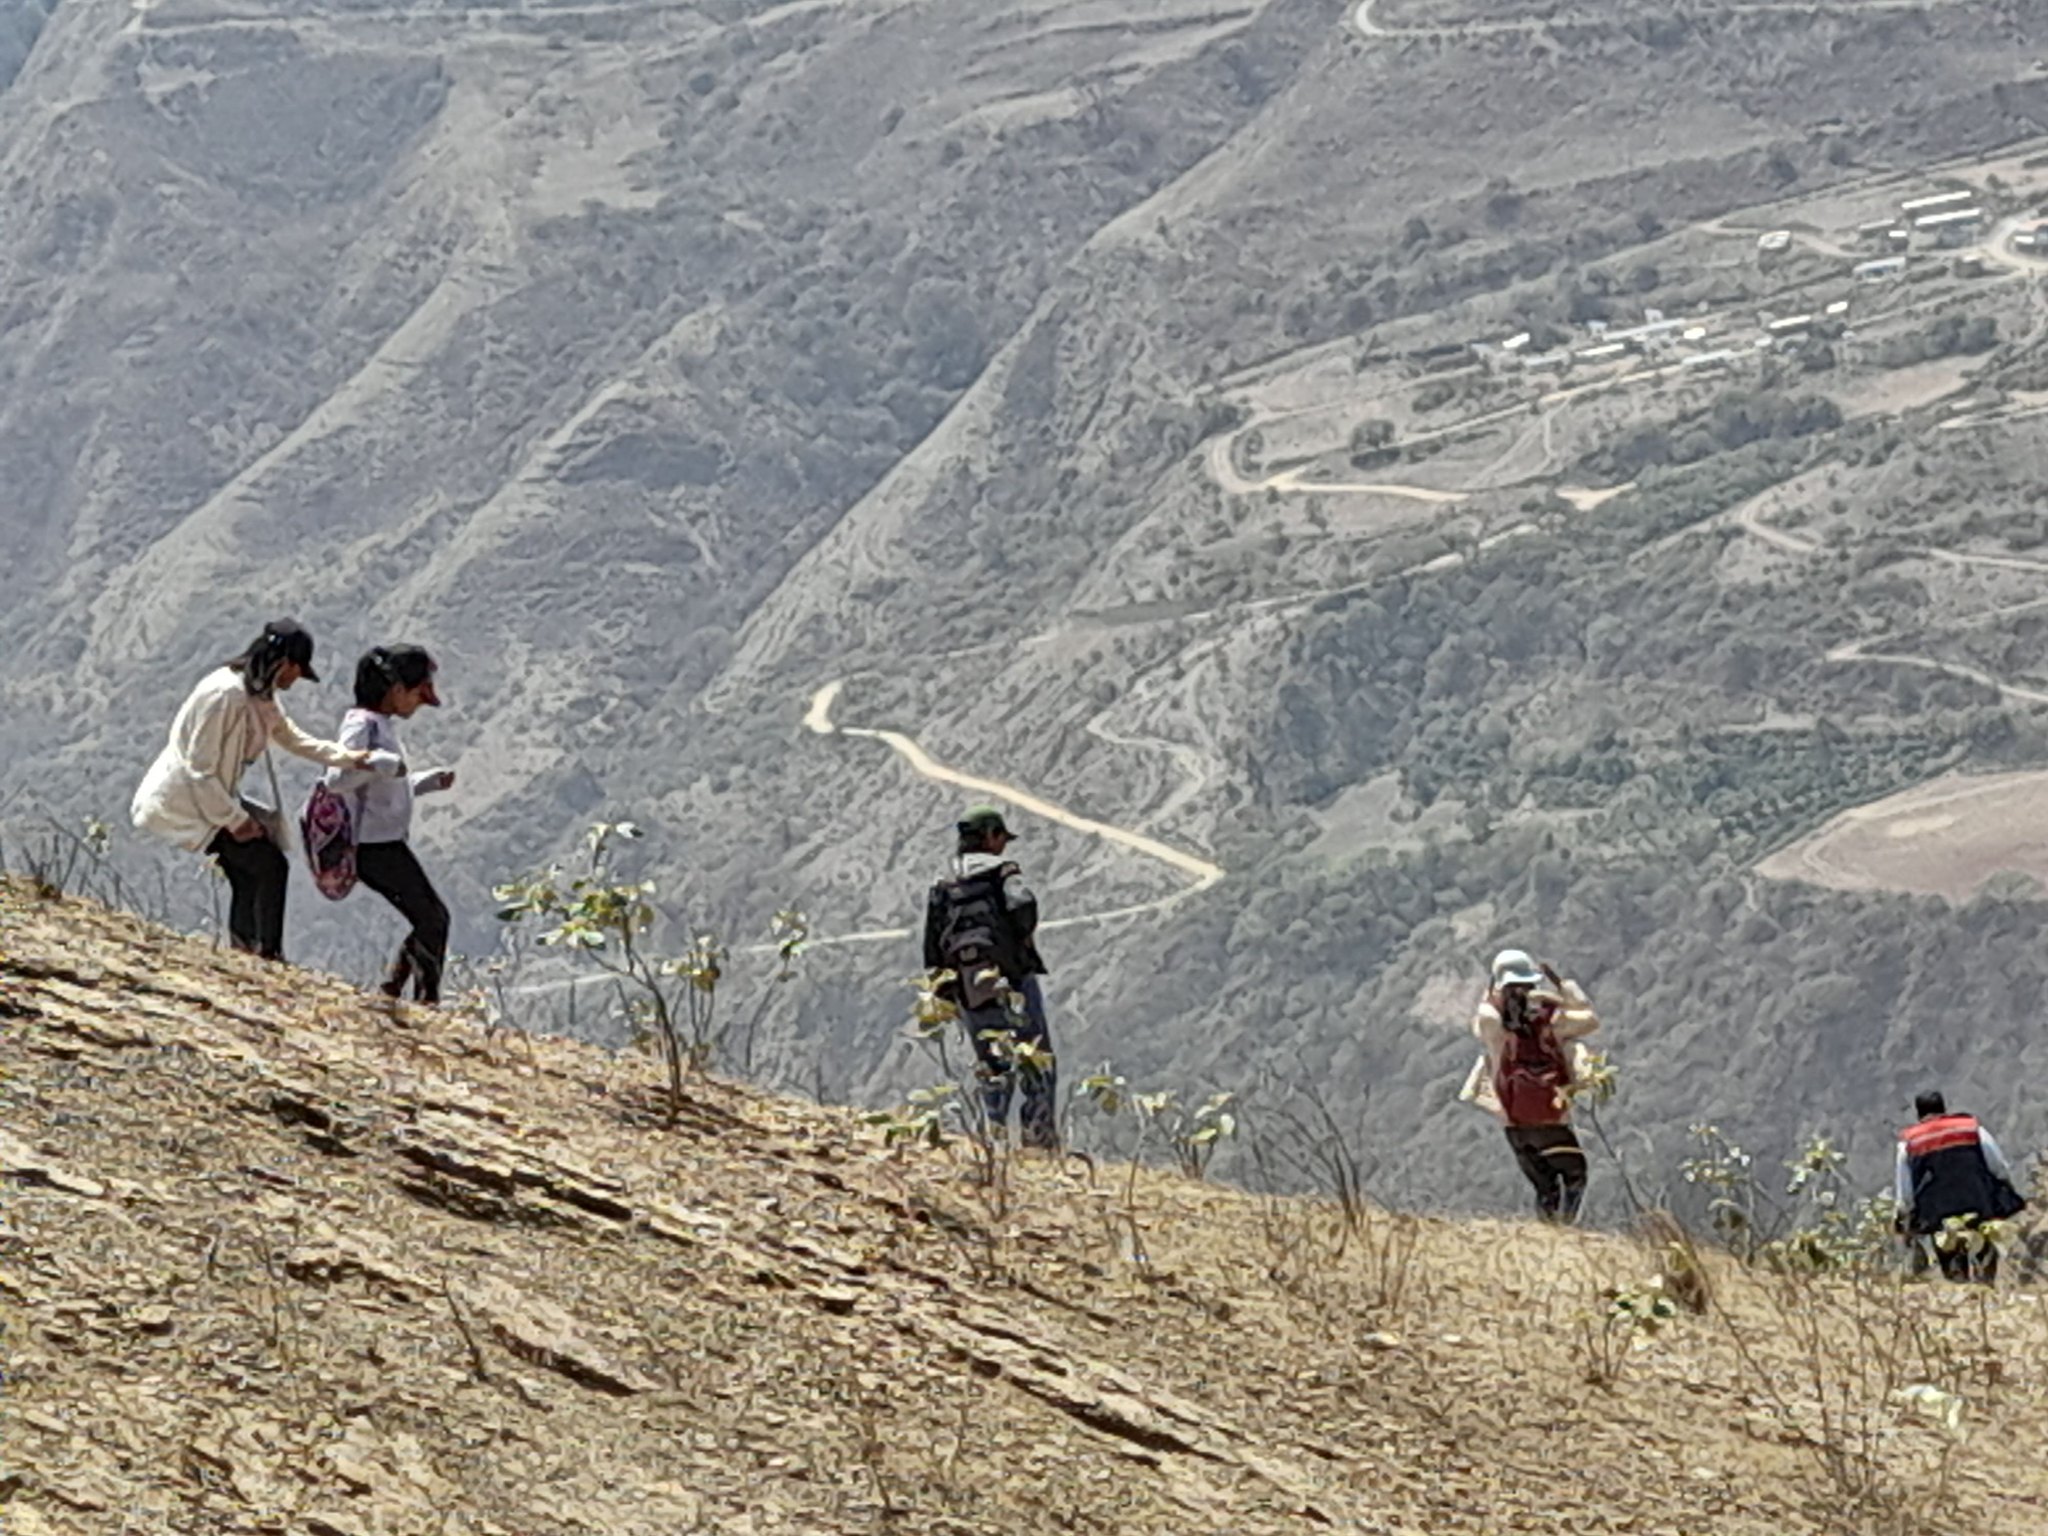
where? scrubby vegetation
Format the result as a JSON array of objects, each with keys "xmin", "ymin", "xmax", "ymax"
[{"xmin": 6, "ymin": 881, "xmax": 2048, "ymax": 1533}]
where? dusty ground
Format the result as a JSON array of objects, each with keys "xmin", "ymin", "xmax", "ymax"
[
  {"xmin": 1758, "ymin": 770, "xmax": 2048, "ymax": 902},
  {"xmin": 5, "ymin": 880, "xmax": 2048, "ymax": 1534}
]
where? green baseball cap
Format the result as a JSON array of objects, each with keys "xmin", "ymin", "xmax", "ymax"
[{"xmin": 957, "ymin": 805, "xmax": 1016, "ymax": 839}]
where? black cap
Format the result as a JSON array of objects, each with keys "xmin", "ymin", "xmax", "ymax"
[
  {"xmin": 958, "ymin": 804, "xmax": 1015, "ymax": 840},
  {"xmin": 265, "ymin": 618, "xmax": 320, "ymax": 682}
]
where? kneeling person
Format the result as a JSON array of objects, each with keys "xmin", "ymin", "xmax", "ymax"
[{"xmin": 1897, "ymin": 1090, "xmax": 2026, "ymax": 1284}]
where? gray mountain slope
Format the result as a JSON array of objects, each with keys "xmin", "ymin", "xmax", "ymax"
[{"xmin": 6, "ymin": 0, "xmax": 2048, "ymax": 1214}]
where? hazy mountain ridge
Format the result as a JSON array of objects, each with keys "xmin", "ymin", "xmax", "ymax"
[{"xmin": 7, "ymin": 0, "xmax": 2048, "ymax": 1214}]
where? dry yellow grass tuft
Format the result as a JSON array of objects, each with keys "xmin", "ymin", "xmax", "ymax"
[{"xmin": 4, "ymin": 880, "xmax": 2048, "ymax": 1534}]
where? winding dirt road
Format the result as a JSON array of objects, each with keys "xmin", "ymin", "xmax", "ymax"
[
  {"xmin": 1737, "ymin": 506, "xmax": 2048, "ymax": 705},
  {"xmin": 1204, "ymin": 433, "xmax": 1466, "ymax": 502},
  {"xmin": 798, "ymin": 680, "xmax": 1225, "ymax": 949},
  {"xmin": 1354, "ymin": 0, "xmax": 1986, "ymax": 42}
]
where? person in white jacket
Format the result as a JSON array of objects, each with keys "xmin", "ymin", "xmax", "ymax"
[
  {"xmin": 325, "ymin": 645, "xmax": 456, "ymax": 1004},
  {"xmin": 132, "ymin": 619, "xmax": 375, "ymax": 960},
  {"xmin": 1459, "ymin": 948, "xmax": 1601, "ymax": 1222}
]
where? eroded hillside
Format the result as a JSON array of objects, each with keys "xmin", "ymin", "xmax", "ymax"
[{"xmin": 6, "ymin": 882, "xmax": 2048, "ymax": 1534}]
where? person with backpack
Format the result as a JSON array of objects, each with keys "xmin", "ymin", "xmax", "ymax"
[
  {"xmin": 316, "ymin": 646, "xmax": 457, "ymax": 1004},
  {"xmin": 1459, "ymin": 948, "xmax": 1601, "ymax": 1222},
  {"xmin": 922, "ymin": 805, "xmax": 1057, "ymax": 1150},
  {"xmin": 1896, "ymin": 1090, "xmax": 2027, "ymax": 1284},
  {"xmin": 131, "ymin": 619, "xmax": 377, "ymax": 961}
]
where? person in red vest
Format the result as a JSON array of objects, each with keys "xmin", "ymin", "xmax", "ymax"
[
  {"xmin": 1461, "ymin": 948, "xmax": 1601, "ymax": 1222},
  {"xmin": 1896, "ymin": 1090, "xmax": 2027, "ymax": 1283}
]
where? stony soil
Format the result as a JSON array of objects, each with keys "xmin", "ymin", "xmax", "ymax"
[{"xmin": 5, "ymin": 880, "xmax": 2048, "ymax": 1534}]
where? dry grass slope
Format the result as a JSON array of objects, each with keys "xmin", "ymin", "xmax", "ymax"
[{"xmin": 4, "ymin": 880, "xmax": 2048, "ymax": 1534}]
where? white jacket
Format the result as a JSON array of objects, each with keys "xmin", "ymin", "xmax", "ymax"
[
  {"xmin": 323, "ymin": 708, "xmax": 447, "ymax": 845},
  {"xmin": 131, "ymin": 667, "xmax": 365, "ymax": 851},
  {"xmin": 1458, "ymin": 978, "xmax": 1601, "ymax": 1122}
]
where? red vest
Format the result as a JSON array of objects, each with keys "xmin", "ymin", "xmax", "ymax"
[
  {"xmin": 1899, "ymin": 1113, "xmax": 1981, "ymax": 1160},
  {"xmin": 1898, "ymin": 1114, "xmax": 1996, "ymax": 1235},
  {"xmin": 1490, "ymin": 989, "xmax": 1571, "ymax": 1127}
]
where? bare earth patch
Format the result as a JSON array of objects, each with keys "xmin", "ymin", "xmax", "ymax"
[{"xmin": 1758, "ymin": 771, "xmax": 2048, "ymax": 901}]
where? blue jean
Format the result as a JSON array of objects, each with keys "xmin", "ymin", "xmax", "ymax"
[{"xmin": 961, "ymin": 975, "xmax": 1058, "ymax": 1149}]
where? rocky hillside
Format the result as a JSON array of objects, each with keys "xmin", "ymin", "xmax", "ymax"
[{"xmin": 5, "ymin": 880, "xmax": 2048, "ymax": 1534}]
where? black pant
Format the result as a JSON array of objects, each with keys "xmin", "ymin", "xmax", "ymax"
[
  {"xmin": 355, "ymin": 842, "xmax": 449, "ymax": 1004},
  {"xmin": 207, "ymin": 829, "xmax": 289, "ymax": 960},
  {"xmin": 961, "ymin": 976, "xmax": 1058, "ymax": 1149},
  {"xmin": 1505, "ymin": 1124, "xmax": 1587, "ymax": 1222},
  {"xmin": 1921, "ymin": 1220, "xmax": 2002, "ymax": 1284}
]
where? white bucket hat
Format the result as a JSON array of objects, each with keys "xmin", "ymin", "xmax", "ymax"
[{"xmin": 1491, "ymin": 948, "xmax": 1545, "ymax": 988}]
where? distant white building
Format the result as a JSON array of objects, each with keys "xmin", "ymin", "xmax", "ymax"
[
  {"xmin": 1915, "ymin": 208, "xmax": 1985, "ymax": 246},
  {"xmin": 1900, "ymin": 190, "xmax": 1976, "ymax": 215},
  {"xmin": 1475, "ymin": 331, "xmax": 1537, "ymax": 373},
  {"xmin": 1758, "ymin": 230, "xmax": 1794, "ymax": 254},
  {"xmin": 1854, "ymin": 256, "xmax": 1908, "ymax": 283},
  {"xmin": 1607, "ymin": 318, "xmax": 1687, "ymax": 352}
]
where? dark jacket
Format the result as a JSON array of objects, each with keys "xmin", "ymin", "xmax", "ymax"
[
  {"xmin": 923, "ymin": 854, "xmax": 1045, "ymax": 998},
  {"xmin": 1897, "ymin": 1113, "xmax": 2016, "ymax": 1236}
]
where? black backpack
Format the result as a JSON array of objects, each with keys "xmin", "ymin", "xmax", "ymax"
[{"xmin": 929, "ymin": 865, "xmax": 1019, "ymax": 1009}]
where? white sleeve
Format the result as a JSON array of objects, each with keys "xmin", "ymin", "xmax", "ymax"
[
  {"xmin": 270, "ymin": 706, "xmax": 363, "ymax": 769},
  {"xmin": 1895, "ymin": 1142, "xmax": 1914, "ymax": 1210},
  {"xmin": 1553, "ymin": 979, "xmax": 1600, "ymax": 1042},
  {"xmin": 169, "ymin": 685, "xmax": 246, "ymax": 830},
  {"xmin": 1979, "ymin": 1129, "xmax": 2016, "ymax": 1185},
  {"xmin": 1471, "ymin": 1002, "xmax": 1507, "ymax": 1073},
  {"xmin": 325, "ymin": 715, "xmax": 403, "ymax": 790}
]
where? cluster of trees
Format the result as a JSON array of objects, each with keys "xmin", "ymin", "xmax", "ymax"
[
  {"xmin": 1874, "ymin": 312, "xmax": 1999, "ymax": 369},
  {"xmin": 1591, "ymin": 389, "xmax": 1843, "ymax": 480}
]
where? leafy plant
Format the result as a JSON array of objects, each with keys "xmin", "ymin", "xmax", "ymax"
[
  {"xmin": 1578, "ymin": 1278, "xmax": 1680, "ymax": 1387},
  {"xmin": 494, "ymin": 821, "xmax": 803, "ymax": 1119},
  {"xmin": 863, "ymin": 1084, "xmax": 958, "ymax": 1150},
  {"xmin": 1072, "ymin": 1069, "xmax": 1236, "ymax": 1263}
]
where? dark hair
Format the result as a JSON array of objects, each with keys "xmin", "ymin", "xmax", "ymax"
[
  {"xmin": 228, "ymin": 618, "xmax": 318, "ymax": 698},
  {"xmin": 353, "ymin": 645, "xmax": 436, "ymax": 711},
  {"xmin": 1915, "ymin": 1090, "xmax": 1947, "ymax": 1120}
]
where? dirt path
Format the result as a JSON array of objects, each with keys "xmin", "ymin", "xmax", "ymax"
[
  {"xmin": 1733, "ymin": 494, "xmax": 1821, "ymax": 556},
  {"xmin": 1733, "ymin": 511, "xmax": 2048, "ymax": 704},
  {"xmin": 798, "ymin": 681, "xmax": 1224, "ymax": 949},
  {"xmin": 1355, "ymin": 0, "xmax": 1984, "ymax": 41},
  {"xmin": 1825, "ymin": 639, "xmax": 2048, "ymax": 707},
  {"xmin": 1204, "ymin": 432, "xmax": 1465, "ymax": 503}
]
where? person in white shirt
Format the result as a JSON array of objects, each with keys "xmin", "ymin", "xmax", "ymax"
[
  {"xmin": 325, "ymin": 646, "xmax": 456, "ymax": 1003},
  {"xmin": 132, "ymin": 619, "xmax": 373, "ymax": 960}
]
